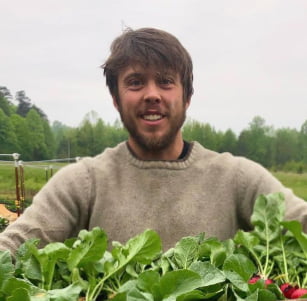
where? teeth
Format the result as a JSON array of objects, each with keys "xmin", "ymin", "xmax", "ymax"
[{"xmin": 143, "ymin": 114, "xmax": 162, "ymax": 121}]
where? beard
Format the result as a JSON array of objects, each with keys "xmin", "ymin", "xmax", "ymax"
[{"xmin": 118, "ymin": 105, "xmax": 187, "ymax": 153}]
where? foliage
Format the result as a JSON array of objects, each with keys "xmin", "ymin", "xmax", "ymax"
[
  {"xmin": 1, "ymin": 86, "xmax": 307, "ymax": 171},
  {"xmin": 272, "ymin": 171, "xmax": 307, "ymax": 201},
  {"xmin": 0, "ymin": 217, "xmax": 9, "ymax": 232},
  {"xmin": 0, "ymin": 193, "xmax": 307, "ymax": 300}
]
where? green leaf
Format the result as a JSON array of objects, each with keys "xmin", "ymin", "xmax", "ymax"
[
  {"xmin": 176, "ymin": 290, "xmax": 206, "ymax": 301},
  {"xmin": 0, "ymin": 250, "xmax": 14, "ymax": 288},
  {"xmin": 136, "ymin": 270, "xmax": 160, "ymax": 294},
  {"xmin": 157, "ymin": 270, "xmax": 203, "ymax": 301},
  {"xmin": 88, "ymin": 229, "xmax": 161, "ymax": 301},
  {"xmin": 173, "ymin": 236, "xmax": 200, "ymax": 269},
  {"xmin": 67, "ymin": 227, "xmax": 107, "ymax": 270},
  {"xmin": 234, "ymin": 230, "xmax": 259, "ymax": 250},
  {"xmin": 189, "ymin": 261, "xmax": 226, "ymax": 287},
  {"xmin": 6, "ymin": 288, "xmax": 31, "ymax": 301},
  {"xmin": 37, "ymin": 242, "xmax": 70, "ymax": 290},
  {"xmin": 126, "ymin": 288, "xmax": 154, "ymax": 301},
  {"xmin": 251, "ymin": 193, "xmax": 285, "ymax": 242},
  {"xmin": 1, "ymin": 278, "xmax": 33, "ymax": 295},
  {"xmin": 124, "ymin": 229, "xmax": 162, "ymax": 264},
  {"xmin": 281, "ymin": 220, "xmax": 307, "ymax": 258},
  {"xmin": 199, "ymin": 237, "xmax": 226, "ymax": 267},
  {"xmin": 223, "ymin": 254, "xmax": 257, "ymax": 292},
  {"xmin": 15, "ymin": 239, "xmax": 42, "ymax": 281},
  {"xmin": 245, "ymin": 288, "xmax": 277, "ymax": 301},
  {"xmin": 48, "ymin": 283, "xmax": 82, "ymax": 301}
]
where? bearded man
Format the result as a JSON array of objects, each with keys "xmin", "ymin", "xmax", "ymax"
[{"xmin": 0, "ymin": 27, "xmax": 306, "ymax": 255}]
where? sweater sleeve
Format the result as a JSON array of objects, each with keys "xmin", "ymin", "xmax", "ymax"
[
  {"xmin": 0, "ymin": 159, "xmax": 93, "ymax": 255},
  {"xmin": 236, "ymin": 157, "xmax": 307, "ymax": 233}
]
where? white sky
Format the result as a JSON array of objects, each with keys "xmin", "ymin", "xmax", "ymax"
[{"xmin": 1, "ymin": 0, "xmax": 306, "ymax": 134}]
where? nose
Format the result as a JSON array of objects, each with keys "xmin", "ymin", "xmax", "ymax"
[{"xmin": 143, "ymin": 81, "xmax": 161, "ymax": 104}]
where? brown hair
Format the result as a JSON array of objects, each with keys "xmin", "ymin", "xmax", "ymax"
[{"xmin": 102, "ymin": 27, "xmax": 194, "ymax": 103}]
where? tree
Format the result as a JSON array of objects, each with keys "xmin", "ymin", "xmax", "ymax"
[
  {"xmin": 76, "ymin": 120, "xmax": 95, "ymax": 156},
  {"xmin": 218, "ymin": 129, "xmax": 237, "ymax": 154},
  {"xmin": 237, "ymin": 116, "xmax": 274, "ymax": 167},
  {"xmin": 15, "ymin": 91, "xmax": 32, "ymax": 117},
  {"xmin": 299, "ymin": 120, "xmax": 307, "ymax": 164},
  {"xmin": 182, "ymin": 119, "xmax": 219, "ymax": 150},
  {"xmin": 42, "ymin": 119, "xmax": 56, "ymax": 158},
  {"xmin": 0, "ymin": 109, "xmax": 18, "ymax": 153},
  {"xmin": 25, "ymin": 109, "xmax": 48, "ymax": 159},
  {"xmin": 274, "ymin": 128, "xmax": 300, "ymax": 166},
  {"xmin": 0, "ymin": 87, "xmax": 14, "ymax": 116},
  {"xmin": 10, "ymin": 114, "xmax": 32, "ymax": 160}
]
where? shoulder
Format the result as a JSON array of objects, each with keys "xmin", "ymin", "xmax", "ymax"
[
  {"xmin": 192, "ymin": 141, "xmax": 258, "ymax": 169},
  {"xmin": 192, "ymin": 141, "xmax": 274, "ymax": 184}
]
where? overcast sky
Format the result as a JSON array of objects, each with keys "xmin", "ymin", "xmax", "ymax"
[{"xmin": 1, "ymin": 0, "xmax": 306, "ymax": 134}]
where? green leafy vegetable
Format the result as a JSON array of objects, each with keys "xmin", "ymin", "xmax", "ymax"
[{"xmin": 0, "ymin": 193, "xmax": 306, "ymax": 300}]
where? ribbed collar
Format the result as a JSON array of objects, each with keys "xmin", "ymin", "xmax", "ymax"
[{"xmin": 122, "ymin": 141, "xmax": 200, "ymax": 170}]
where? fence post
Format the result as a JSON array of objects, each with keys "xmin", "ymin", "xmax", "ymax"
[
  {"xmin": 45, "ymin": 167, "xmax": 48, "ymax": 182},
  {"xmin": 12, "ymin": 153, "xmax": 21, "ymax": 217},
  {"xmin": 18, "ymin": 160, "xmax": 25, "ymax": 214}
]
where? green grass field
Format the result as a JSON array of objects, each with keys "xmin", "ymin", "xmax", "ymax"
[
  {"xmin": 0, "ymin": 162, "xmax": 63, "ymax": 201},
  {"xmin": 272, "ymin": 171, "xmax": 307, "ymax": 201},
  {"xmin": 1, "ymin": 164, "xmax": 306, "ymax": 203}
]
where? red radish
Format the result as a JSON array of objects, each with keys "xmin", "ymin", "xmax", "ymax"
[
  {"xmin": 265, "ymin": 279, "xmax": 274, "ymax": 285},
  {"xmin": 248, "ymin": 275, "xmax": 260, "ymax": 284},
  {"xmin": 291, "ymin": 288, "xmax": 307, "ymax": 299},
  {"xmin": 248, "ymin": 275, "xmax": 274, "ymax": 287},
  {"xmin": 280, "ymin": 283, "xmax": 297, "ymax": 299}
]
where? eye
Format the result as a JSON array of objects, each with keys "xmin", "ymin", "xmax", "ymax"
[
  {"xmin": 126, "ymin": 78, "xmax": 144, "ymax": 90},
  {"xmin": 159, "ymin": 77, "xmax": 175, "ymax": 87}
]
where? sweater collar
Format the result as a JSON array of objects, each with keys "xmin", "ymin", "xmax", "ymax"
[{"xmin": 123, "ymin": 141, "xmax": 199, "ymax": 170}]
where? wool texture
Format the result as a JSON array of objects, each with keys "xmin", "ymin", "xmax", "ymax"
[{"xmin": 0, "ymin": 141, "xmax": 306, "ymax": 254}]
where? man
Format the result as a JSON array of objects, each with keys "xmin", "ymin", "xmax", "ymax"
[{"xmin": 0, "ymin": 27, "xmax": 306, "ymax": 254}]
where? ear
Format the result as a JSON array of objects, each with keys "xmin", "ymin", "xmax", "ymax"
[
  {"xmin": 112, "ymin": 95, "xmax": 119, "ymax": 111},
  {"xmin": 185, "ymin": 98, "xmax": 191, "ymax": 110}
]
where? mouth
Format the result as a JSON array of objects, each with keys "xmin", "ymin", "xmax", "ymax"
[{"xmin": 142, "ymin": 114, "xmax": 164, "ymax": 121}]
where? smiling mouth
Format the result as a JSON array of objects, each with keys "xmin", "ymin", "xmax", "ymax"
[{"xmin": 142, "ymin": 114, "xmax": 164, "ymax": 121}]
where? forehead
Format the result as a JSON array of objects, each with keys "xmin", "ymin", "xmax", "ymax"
[{"xmin": 118, "ymin": 65, "xmax": 179, "ymax": 81}]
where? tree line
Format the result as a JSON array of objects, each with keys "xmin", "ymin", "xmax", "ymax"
[{"xmin": 1, "ymin": 86, "xmax": 307, "ymax": 172}]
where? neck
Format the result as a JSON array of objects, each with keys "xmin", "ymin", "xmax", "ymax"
[{"xmin": 128, "ymin": 134, "xmax": 184, "ymax": 161}]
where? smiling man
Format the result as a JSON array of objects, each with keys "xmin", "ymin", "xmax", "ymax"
[
  {"xmin": 115, "ymin": 66, "xmax": 188, "ymax": 160},
  {"xmin": 104, "ymin": 28, "xmax": 193, "ymax": 160},
  {"xmin": 0, "ymin": 27, "xmax": 306, "ymax": 255}
]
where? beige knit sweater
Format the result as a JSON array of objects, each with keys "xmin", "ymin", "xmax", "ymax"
[{"xmin": 0, "ymin": 141, "xmax": 306, "ymax": 255}]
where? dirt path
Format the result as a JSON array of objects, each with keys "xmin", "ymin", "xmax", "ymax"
[{"xmin": 0, "ymin": 204, "xmax": 18, "ymax": 223}]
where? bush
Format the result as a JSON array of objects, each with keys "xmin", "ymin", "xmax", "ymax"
[
  {"xmin": 0, "ymin": 217, "xmax": 9, "ymax": 232},
  {"xmin": 273, "ymin": 161, "xmax": 306, "ymax": 173}
]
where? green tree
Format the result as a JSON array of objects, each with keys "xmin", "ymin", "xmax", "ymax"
[
  {"xmin": 237, "ymin": 116, "xmax": 274, "ymax": 167},
  {"xmin": 218, "ymin": 129, "xmax": 237, "ymax": 154},
  {"xmin": 93, "ymin": 119, "xmax": 108, "ymax": 154},
  {"xmin": 10, "ymin": 114, "xmax": 32, "ymax": 160},
  {"xmin": 0, "ymin": 88, "xmax": 13, "ymax": 116},
  {"xmin": 77, "ymin": 120, "xmax": 95, "ymax": 156},
  {"xmin": 16, "ymin": 90, "xmax": 32, "ymax": 117},
  {"xmin": 25, "ymin": 109, "xmax": 48, "ymax": 159},
  {"xmin": 274, "ymin": 128, "xmax": 300, "ymax": 166},
  {"xmin": 42, "ymin": 119, "xmax": 56, "ymax": 158},
  {"xmin": 0, "ymin": 109, "xmax": 18, "ymax": 153},
  {"xmin": 299, "ymin": 120, "xmax": 307, "ymax": 164},
  {"xmin": 183, "ymin": 119, "xmax": 219, "ymax": 150}
]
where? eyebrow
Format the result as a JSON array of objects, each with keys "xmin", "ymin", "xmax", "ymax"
[{"xmin": 122, "ymin": 72, "xmax": 143, "ymax": 82}]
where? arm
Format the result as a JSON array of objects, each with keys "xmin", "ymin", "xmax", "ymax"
[
  {"xmin": 236, "ymin": 157, "xmax": 307, "ymax": 232},
  {"xmin": 0, "ymin": 159, "xmax": 93, "ymax": 255}
]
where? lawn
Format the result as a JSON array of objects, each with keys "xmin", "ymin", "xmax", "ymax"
[
  {"xmin": 1, "ymin": 163, "xmax": 306, "ymax": 203},
  {"xmin": 0, "ymin": 162, "xmax": 63, "ymax": 202},
  {"xmin": 273, "ymin": 171, "xmax": 307, "ymax": 201}
]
